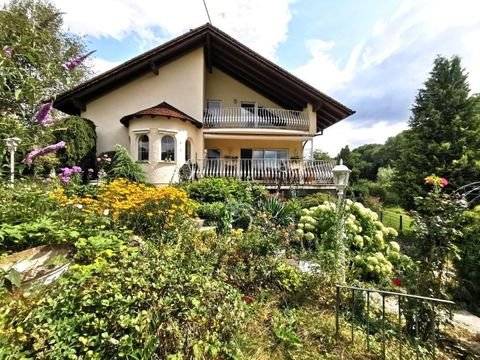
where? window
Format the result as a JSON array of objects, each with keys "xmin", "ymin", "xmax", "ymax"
[
  {"xmin": 161, "ymin": 135, "xmax": 175, "ymax": 161},
  {"xmin": 207, "ymin": 100, "xmax": 222, "ymax": 110},
  {"xmin": 241, "ymin": 101, "xmax": 256, "ymax": 114},
  {"xmin": 185, "ymin": 139, "xmax": 192, "ymax": 162},
  {"xmin": 137, "ymin": 135, "xmax": 149, "ymax": 161}
]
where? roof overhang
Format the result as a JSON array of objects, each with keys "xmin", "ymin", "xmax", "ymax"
[{"xmin": 53, "ymin": 23, "xmax": 355, "ymax": 131}]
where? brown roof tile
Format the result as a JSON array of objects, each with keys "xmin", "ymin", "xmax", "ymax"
[{"xmin": 120, "ymin": 102, "xmax": 202, "ymax": 128}]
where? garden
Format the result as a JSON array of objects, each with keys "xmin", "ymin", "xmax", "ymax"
[{"xmin": 2, "ymin": 0, "xmax": 480, "ymax": 358}]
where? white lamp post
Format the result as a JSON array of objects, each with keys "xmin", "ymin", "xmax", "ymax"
[
  {"xmin": 332, "ymin": 159, "xmax": 351, "ymax": 200},
  {"xmin": 4, "ymin": 137, "xmax": 21, "ymax": 184},
  {"xmin": 332, "ymin": 159, "xmax": 351, "ymax": 282}
]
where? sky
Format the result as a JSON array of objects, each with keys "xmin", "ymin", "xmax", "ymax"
[{"xmin": 7, "ymin": 0, "xmax": 480, "ymax": 155}]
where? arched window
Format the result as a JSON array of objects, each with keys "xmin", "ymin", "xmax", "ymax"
[
  {"xmin": 161, "ymin": 135, "xmax": 175, "ymax": 161},
  {"xmin": 137, "ymin": 135, "xmax": 149, "ymax": 161},
  {"xmin": 185, "ymin": 139, "xmax": 192, "ymax": 162}
]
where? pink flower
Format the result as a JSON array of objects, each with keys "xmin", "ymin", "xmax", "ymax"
[
  {"xmin": 22, "ymin": 141, "xmax": 66, "ymax": 164},
  {"xmin": 440, "ymin": 178, "xmax": 448, "ymax": 187},
  {"xmin": 35, "ymin": 102, "xmax": 55, "ymax": 126},
  {"xmin": 392, "ymin": 278, "xmax": 402, "ymax": 287},
  {"xmin": 72, "ymin": 166, "xmax": 82, "ymax": 174},
  {"xmin": 62, "ymin": 50, "xmax": 96, "ymax": 71},
  {"xmin": 3, "ymin": 46, "xmax": 14, "ymax": 57}
]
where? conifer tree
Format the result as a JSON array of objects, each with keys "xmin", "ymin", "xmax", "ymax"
[{"xmin": 395, "ymin": 55, "xmax": 480, "ymax": 208}]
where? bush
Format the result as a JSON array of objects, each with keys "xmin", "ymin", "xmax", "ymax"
[
  {"xmin": 298, "ymin": 191, "xmax": 331, "ymax": 209},
  {"xmin": 0, "ymin": 180, "xmax": 59, "ymax": 226},
  {"xmin": 54, "ymin": 116, "xmax": 96, "ymax": 171},
  {"xmin": 0, "ymin": 216, "xmax": 80, "ymax": 253},
  {"xmin": 197, "ymin": 201, "xmax": 226, "ymax": 226},
  {"xmin": 456, "ymin": 206, "xmax": 480, "ymax": 315},
  {"xmin": 185, "ymin": 178, "xmax": 255, "ymax": 204},
  {"xmin": 260, "ymin": 196, "xmax": 296, "ymax": 227},
  {"xmin": 0, "ymin": 241, "xmax": 246, "ymax": 359},
  {"xmin": 108, "ymin": 144, "xmax": 146, "ymax": 183},
  {"xmin": 51, "ymin": 179, "xmax": 195, "ymax": 238},
  {"xmin": 295, "ymin": 200, "xmax": 412, "ymax": 284}
]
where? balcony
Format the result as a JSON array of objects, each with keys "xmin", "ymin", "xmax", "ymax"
[
  {"xmin": 185, "ymin": 159, "xmax": 335, "ymax": 187},
  {"xmin": 203, "ymin": 107, "xmax": 310, "ymax": 131}
]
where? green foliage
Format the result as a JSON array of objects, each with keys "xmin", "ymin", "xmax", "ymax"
[
  {"xmin": 0, "ymin": 0, "xmax": 92, "ymax": 178},
  {"xmin": 312, "ymin": 149, "xmax": 333, "ymax": 161},
  {"xmin": 54, "ymin": 116, "xmax": 96, "ymax": 170},
  {"xmin": 259, "ymin": 196, "xmax": 296, "ymax": 227},
  {"xmin": 197, "ymin": 201, "xmax": 226, "ymax": 226},
  {"xmin": 0, "ymin": 216, "xmax": 80, "ymax": 252},
  {"xmin": 0, "ymin": 240, "xmax": 246, "ymax": 359},
  {"xmin": 456, "ymin": 206, "xmax": 480, "ymax": 315},
  {"xmin": 185, "ymin": 177, "xmax": 255, "ymax": 204},
  {"xmin": 0, "ymin": 0, "xmax": 89, "ymax": 121},
  {"xmin": 0, "ymin": 180, "xmax": 58, "ymax": 225},
  {"xmin": 298, "ymin": 191, "xmax": 331, "ymax": 209},
  {"xmin": 108, "ymin": 144, "xmax": 147, "ymax": 183},
  {"xmin": 295, "ymin": 200, "xmax": 412, "ymax": 284},
  {"xmin": 395, "ymin": 56, "xmax": 480, "ymax": 208},
  {"xmin": 403, "ymin": 182, "xmax": 467, "ymax": 337}
]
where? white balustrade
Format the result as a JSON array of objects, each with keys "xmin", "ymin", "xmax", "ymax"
[
  {"xmin": 204, "ymin": 107, "xmax": 310, "ymax": 131},
  {"xmin": 186, "ymin": 159, "xmax": 335, "ymax": 185}
]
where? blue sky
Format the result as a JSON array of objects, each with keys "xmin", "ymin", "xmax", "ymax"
[{"xmin": 8, "ymin": 0, "xmax": 478, "ymax": 155}]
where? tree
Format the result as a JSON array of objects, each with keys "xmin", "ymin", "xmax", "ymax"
[
  {"xmin": 312, "ymin": 149, "xmax": 333, "ymax": 161},
  {"xmin": 0, "ymin": 0, "xmax": 91, "ymax": 176},
  {"xmin": 109, "ymin": 145, "xmax": 147, "ymax": 183},
  {"xmin": 1, "ymin": 0, "xmax": 89, "ymax": 121},
  {"xmin": 395, "ymin": 56, "xmax": 480, "ymax": 208}
]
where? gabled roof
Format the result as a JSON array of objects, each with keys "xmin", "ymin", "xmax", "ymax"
[
  {"xmin": 53, "ymin": 23, "xmax": 354, "ymax": 131},
  {"xmin": 120, "ymin": 102, "xmax": 202, "ymax": 128}
]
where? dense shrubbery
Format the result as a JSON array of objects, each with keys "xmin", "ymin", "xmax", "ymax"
[
  {"xmin": 295, "ymin": 199, "xmax": 411, "ymax": 283},
  {"xmin": 185, "ymin": 177, "xmax": 268, "ymax": 205},
  {"xmin": 51, "ymin": 178, "xmax": 195, "ymax": 238},
  {"xmin": 0, "ymin": 239, "xmax": 247, "ymax": 359},
  {"xmin": 456, "ymin": 206, "xmax": 480, "ymax": 315}
]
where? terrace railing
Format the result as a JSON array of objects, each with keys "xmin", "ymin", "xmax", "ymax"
[
  {"xmin": 203, "ymin": 107, "xmax": 310, "ymax": 131},
  {"xmin": 335, "ymin": 285, "xmax": 455, "ymax": 359},
  {"xmin": 185, "ymin": 159, "xmax": 335, "ymax": 186}
]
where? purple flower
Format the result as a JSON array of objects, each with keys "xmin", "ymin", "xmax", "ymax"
[
  {"xmin": 62, "ymin": 50, "xmax": 96, "ymax": 71},
  {"xmin": 60, "ymin": 167, "xmax": 73, "ymax": 176},
  {"xmin": 35, "ymin": 102, "xmax": 55, "ymax": 126},
  {"xmin": 3, "ymin": 46, "xmax": 14, "ymax": 57},
  {"xmin": 72, "ymin": 166, "xmax": 82, "ymax": 174},
  {"xmin": 60, "ymin": 175, "xmax": 71, "ymax": 184},
  {"xmin": 22, "ymin": 141, "xmax": 66, "ymax": 164}
]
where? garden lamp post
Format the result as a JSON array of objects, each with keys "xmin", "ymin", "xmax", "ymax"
[
  {"xmin": 332, "ymin": 159, "xmax": 351, "ymax": 282},
  {"xmin": 4, "ymin": 137, "xmax": 21, "ymax": 184}
]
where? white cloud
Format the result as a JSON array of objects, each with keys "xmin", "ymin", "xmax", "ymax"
[
  {"xmin": 297, "ymin": 0, "xmax": 480, "ymax": 93},
  {"xmin": 296, "ymin": 0, "xmax": 480, "ymax": 153},
  {"xmin": 89, "ymin": 58, "xmax": 122, "ymax": 75},
  {"xmin": 294, "ymin": 39, "xmax": 363, "ymax": 92},
  {"xmin": 307, "ymin": 120, "xmax": 409, "ymax": 157},
  {"xmin": 49, "ymin": 0, "xmax": 293, "ymax": 61}
]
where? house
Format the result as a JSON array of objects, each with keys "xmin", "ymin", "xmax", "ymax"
[{"xmin": 53, "ymin": 24, "xmax": 354, "ymax": 188}]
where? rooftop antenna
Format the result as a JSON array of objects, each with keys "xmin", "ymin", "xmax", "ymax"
[{"xmin": 202, "ymin": 0, "xmax": 212, "ymax": 24}]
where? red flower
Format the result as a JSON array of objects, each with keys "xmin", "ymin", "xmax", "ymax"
[{"xmin": 392, "ymin": 278, "xmax": 402, "ymax": 287}]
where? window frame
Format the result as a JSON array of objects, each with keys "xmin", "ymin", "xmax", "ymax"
[
  {"xmin": 160, "ymin": 134, "xmax": 176, "ymax": 162},
  {"xmin": 136, "ymin": 134, "xmax": 150, "ymax": 162}
]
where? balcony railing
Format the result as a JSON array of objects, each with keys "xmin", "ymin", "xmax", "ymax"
[
  {"xmin": 203, "ymin": 107, "xmax": 310, "ymax": 131},
  {"xmin": 185, "ymin": 159, "xmax": 335, "ymax": 186}
]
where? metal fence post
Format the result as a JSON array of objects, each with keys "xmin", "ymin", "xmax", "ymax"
[{"xmin": 335, "ymin": 286, "xmax": 340, "ymax": 339}]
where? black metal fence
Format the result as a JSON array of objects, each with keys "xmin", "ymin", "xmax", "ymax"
[
  {"xmin": 335, "ymin": 285, "xmax": 455, "ymax": 359},
  {"xmin": 379, "ymin": 210, "xmax": 409, "ymax": 233}
]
